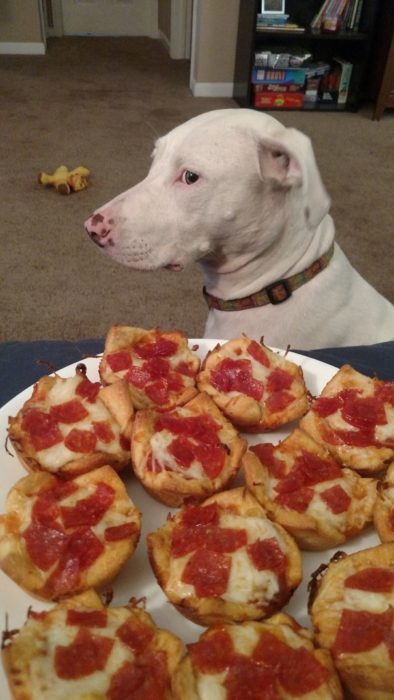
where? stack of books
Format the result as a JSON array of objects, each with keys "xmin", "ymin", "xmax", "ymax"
[
  {"xmin": 319, "ymin": 58, "xmax": 353, "ymax": 104},
  {"xmin": 251, "ymin": 67, "xmax": 307, "ymax": 108},
  {"xmin": 310, "ymin": 0, "xmax": 364, "ymax": 33},
  {"xmin": 251, "ymin": 58, "xmax": 352, "ymax": 109},
  {"xmin": 257, "ymin": 13, "xmax": 305, "ymax": 33}
]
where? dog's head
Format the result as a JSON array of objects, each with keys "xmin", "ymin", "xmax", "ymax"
[{"xmin": 85, "ymin": 109, "xmax": 330, "ymax": 271}]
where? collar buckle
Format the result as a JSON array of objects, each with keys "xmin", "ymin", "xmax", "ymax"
[{"xmin": 266, "ymin": 279, "xmax": 292, "ymax": 304}]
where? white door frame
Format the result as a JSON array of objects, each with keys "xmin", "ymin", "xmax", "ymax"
[
  {"xmin": 44, "ymin": 0, "xmax": 159, "ymax": 38},
  {"xmin": 169, "ymin": 0, "xmax": 192, "ymax": 59}
]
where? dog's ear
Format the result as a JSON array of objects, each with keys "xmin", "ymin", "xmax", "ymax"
[{"xmin": 258, "ymin": 127, "xmax": 330, "ymax": 229}]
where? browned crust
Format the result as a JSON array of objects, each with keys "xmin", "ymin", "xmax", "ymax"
[
  {"xmin": 171, "ymin": 613, "xmax": 343, "ymax": 699},
  {"xmin": 131, "ymin": 392, "xmax": 246, "ymax": 507},
  {"xmin": 373, "ymin": 462, "xmax": 394, "ymax": 543},
  {"xmin": 0, "ymin": 466, "xmax": 141, "ymax": 600},
  {"xmin": 300, "ymin": 364, "xmax": 394, "ymax": 474},
  {"xmin": 197, "ymin": 337, "xmax": 310, "ymax": 431},
  {"xmin": 243, "ymin": 427, "xmax": 377, "ymax": 550},
  {"xmin": 310, "ymin": 543, "xmax": 394, "ymax": 699},
  {"xmin": 2, "ymin": 590, "xmax": 183, "ymax": 700},
  {"xmin": 99, "ymin": 325, "xmax": 200, "ymax": 411},
  {"xmin": 7, "ymin": 373, "xmax": 132, "ymax": 479},
  {"xmin": 147, "ymin": 487, "xmax": 302, "ymax": 626}
]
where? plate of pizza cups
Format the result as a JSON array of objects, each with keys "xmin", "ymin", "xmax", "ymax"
[{"xmin": 1, "ymin": 328, "xmax": 393, "ymax": 699}]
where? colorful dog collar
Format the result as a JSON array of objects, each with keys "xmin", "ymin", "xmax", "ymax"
[{"xmin": 203, "ymin": 243, "xmax": 335, "ymax": 311}]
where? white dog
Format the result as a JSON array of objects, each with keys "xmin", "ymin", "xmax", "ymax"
[{"xmin": 85, "ymin": 109, "xmax": 394, "ymax": 349}]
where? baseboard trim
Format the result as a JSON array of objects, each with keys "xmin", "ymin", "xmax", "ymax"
[
  {"xmin": 191, "ymin": 80, "xmax": 234, "ymax": 98},
  {"xmin": 0, "ymin": 42, "xmax": 46, "ymax": 55}
]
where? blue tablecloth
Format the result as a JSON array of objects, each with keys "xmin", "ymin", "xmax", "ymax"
[{"xmin": 0, "ymin": 339, "xmax": 393, "ymax": 408}]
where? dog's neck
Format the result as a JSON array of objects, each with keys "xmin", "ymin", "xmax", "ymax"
[{"xmin": 200, "ymin": 213, "xmax": 335, "ymax": 300}]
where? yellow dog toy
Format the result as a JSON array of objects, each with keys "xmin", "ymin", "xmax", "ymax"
[{"xmin": 38, "ymin": 165, "xmax": 90, "ymax": 195}]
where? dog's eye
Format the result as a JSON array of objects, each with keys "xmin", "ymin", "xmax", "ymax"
[{"xmin": 182, "ymin": 170, "xmax": 199, "ymax": 185}]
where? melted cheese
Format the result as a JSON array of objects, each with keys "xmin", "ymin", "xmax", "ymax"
[
  {"xmin": 34, "ymin": 376, "xmax": 123, "ymax": 469},
  {"xmin": 166, "ymin": 513, "xmax": 284, "ymax": 604},
  {"xmin": 150, "ymin": 428, "xmax": 212, "ymax": 480},
  {"xmin": 28, "ymin": 609, "xmax": 135, "ymax": 700},
  {"xmin": 196, "ymin": 672, "xmax": 226, "ymax": 700},
  {"xmin": 343, "ymin": 588, "xmax": 394, "ymax": 614}
]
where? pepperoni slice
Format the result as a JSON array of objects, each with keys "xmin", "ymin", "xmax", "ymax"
[
  {"xmin": 108, "ymin": 651, "xmax": 168, "ymax": 700},
  {"xmin": 320, "ymin": 484, "xmax": 351, "ymax": 514},
  {"xmin": 275, "ymin": 451, "xmax": 341, "ymax": 495},
  {"xmin": 66, "ymin": 609, "xmax": 108, "ymax": 627},
  {"xmin": 116, "ymin": 617, "xmax": 155, "ymax": 653},
  {"xmin": 22, "ymin": 408, "xmax": 63, "ymax": 451},
  {"xmin": 61, "ymin": 482, "xmax": 115, "ymax": 528},
  {"xmin": 211, "ymin": 357, "xmax": 264, "ymax": 400},
  {"xmin": 144, "ymin": 379, "xmax": 169, "ymax": 405},
  {"xmin": 181, "ymin": 549, "xmax": 231, "ymax": 597},
  {"xmin": 344, "ymin": 568, "xmax": 394, "ymax": 593},
  {"xmin": 134, "ymin": 337, "xmax": 178, "ymax": 359},
  {"xmin": 75, "ymin": 377, "xmax": 101, "ymax": 403},
  {"xmin": 106, "ymin": 350, "xmax": 133, "ymax": 372},
  {"xmin": 247, "ymin": 537, "xmax": 287, "ymax": 573},
  {"xmin": 171, "ymin": 523, "xmax": 246, "ymax": 558},
  {"xmin": 176, "ymin": 361, "xmax": 196, "ymax": 377},
  {"xmin": 105, "ymin": 522, "xmax": 138, "ymax": 541},
  {"xmin": 64, "ymin": 427, "xmax": 97, "ymax": 453},
  {"xmin": 333, "ymin": 607, "xmax": 394, "ymax": 655},
  {"xmin": 279, "ymin": 645, "xmax": 330, "ymax": 695},
  {"xmin": 341, "ymin": 394, "xmax": 387, "ymax": 429},
  {"xmin": 275, "ymin": 487, "xmax": 314, "ymax": 513},
  {"xmin": 144, "ymin": 356, "xmax": 170, "ymax": 379},
  {"xmin": 169, "ymin": 436, "xmax": 225, "ymax": 479},
  {"xmin": 54, "ymin": 627, "xmax": 114, "ymax": 679},
  {"xmin": 247, "ymin": 340, "xmax": 270, "ymax": 367},
  {"xmin": 45, "ymin": 527, "xmax": 104, "ymax": 596},
  {"xmin": 188, "ymin": 628, "xmax": 235, "ymax": 674},
  {"xmin": 155, "ymin": 413, "xmax": 221, "ymax": 445},
  {"xmin": 313, "ymin": 395, "xmax": 342, "ymax": 417},
  {"xmin": 181, "ymin": 503, "xmax": 219, "ymax": 527},
  {"xmin": 50, "ymin": 399, "xmax": 89, "ymax": 424},
  {"xmin": 127, "ymin": 366, "xmax": 151, "ymax": 388},
  {"xmin": 267, "ymin": 368, "xmax": 293, "ymax": 393},
  {"xmin": 265, "ymin": 391, "xmax": 295, "ymax": 413},
  {"xmin": 23, "ymin": 522, "xmax": 68, "ymax": 570},
  {"xmin": 224, "ymin": 656, "xmax": 279, "ymax": 700},
  {"xmin": 93, "ymin": 420, "xmax": 115, "ymax": 443},
  {"xmin": 250, "ymin": 443, "xmax": 286, "ymax": 479}
]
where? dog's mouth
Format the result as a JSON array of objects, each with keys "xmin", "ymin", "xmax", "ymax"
[{"xmin": 165, "ymin": 263, "xmax": 184, "ymax": 271}]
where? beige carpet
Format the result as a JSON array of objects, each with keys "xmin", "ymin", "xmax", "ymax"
[{"xmin": 0, "ymin": 36, "xmax": 393, "ymax": 343}]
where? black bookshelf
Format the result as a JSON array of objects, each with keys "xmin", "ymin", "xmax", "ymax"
[{"xmin": 233, "ymin": 0, "xmax": 381, "ymax": 112}]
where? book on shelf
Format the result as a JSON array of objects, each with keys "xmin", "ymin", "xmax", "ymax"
[
  {"xmin": 310, "ymin": 0, "xmax": 363, "ymax": 33},
  {"xmin": 256, "ymin": 12, "xmax": 304, "ymax": 32},
  {"xmin": 319, "ymin": 58, "xmax": 353, "ymax": 104},
  {"xmin": 253, "ymin": 90, "xmax": 305, "ymax": 109},
  {"xmin": 251, "ymin": 67, "xmax": 307, "ymax": 85}
]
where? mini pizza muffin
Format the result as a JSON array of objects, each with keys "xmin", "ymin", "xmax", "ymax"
[
  {"xmin": 0, "ymin": 465, "xmax": 141, "ymax": 600},
  {"xmin": 243, "ymin": 428, "xmax": 377, "ymax": 550},
  {"xmin": 309, "ymin": 543, "xmax": 394, "ymax": 700},
  {"xmin": 8, "ymin": 364, "xmax": 133, "ymax": 478},
  {"xmin": 300, "ymin": 364, "xmax": 394, "ymax": 474},
  {"xmin": 196, "ymin": 337, "xmax": 310, "ymax": 432},
  {"xmin": 147, "ymin": 487, "xmax": 302, "ymax": 626},
  {"xmin": 171, "ymin": 612, "xmax": 343, "ymax": 699},
  {"xmin": 99, "ymin": 325, "xmax": 200, "ymax": 411},
  {"xmin": 374, "ymin": 462, "xmax": 394, "ymax": 542},
  {"xmin": 131, "ymin": 392, "xmax": 246, "ymax": 507},
  {"xmin": 2, "ymin": 589, "xmax": 183, "ymax": 700}
]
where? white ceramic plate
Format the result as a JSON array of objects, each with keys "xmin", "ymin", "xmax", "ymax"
[{"xmin": 0, "ymin": 340, "xmax": 380, "ymax": 699}]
